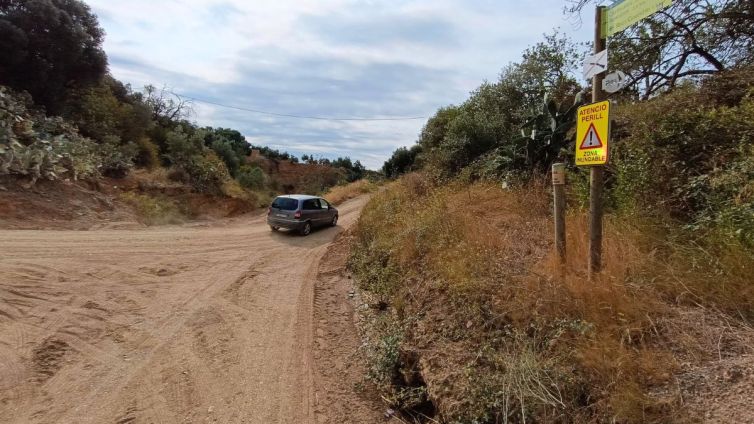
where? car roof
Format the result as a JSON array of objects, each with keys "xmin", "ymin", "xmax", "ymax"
[{"xmin": 275, "ymin": 194, "xmax": 320, "ymax": 201}]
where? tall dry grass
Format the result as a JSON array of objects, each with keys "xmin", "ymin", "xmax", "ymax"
[
  {"xmin": 323, "ymin": 179, "xmax": 377, "ymax": 205},
  {"xmin": 350, "ymin": 173, "xmax": 754, "ymax": 423}
]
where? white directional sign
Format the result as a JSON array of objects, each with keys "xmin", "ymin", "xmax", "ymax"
[
  {"xmin": 602, "ymin": 70, "xmax": 628, "ymax": 93},
  {"xmin": 582, "ymin": 49, "xmax": 608, "ymax": 80}
]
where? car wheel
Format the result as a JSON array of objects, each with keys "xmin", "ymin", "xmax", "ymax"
[
  {"xmin": 270, "ymin": 225, "xmax": 279, "ymax": 231},
  {"xmin": 301, "ymin": 222, "xmax": 312, "ymax": 236},
  {"xmin": 330, "ymin": 214, "xmax": 338, "ymax": 227}
]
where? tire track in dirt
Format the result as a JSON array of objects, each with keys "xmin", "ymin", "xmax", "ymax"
[{"xmin": 0, "ymin": 195, "xmax": 373, "ymax": 423}]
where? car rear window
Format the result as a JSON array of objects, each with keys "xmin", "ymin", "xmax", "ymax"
[{"xmin": 271, "ymin": 197, "xmax": 298, "ymax": 211}]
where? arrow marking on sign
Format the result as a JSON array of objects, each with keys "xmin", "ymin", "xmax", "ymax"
[{"xmin": 582, "ymin": 49, "xmax": 609, "ymax": 80}]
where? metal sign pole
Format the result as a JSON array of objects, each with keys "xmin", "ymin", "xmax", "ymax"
[{"xmin": 589, "ymin": 5, "xmax": 608, "ymax": 276}]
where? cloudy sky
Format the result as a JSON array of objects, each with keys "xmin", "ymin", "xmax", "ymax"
[{"xmin": 88, "ymin": 0, "xmax": 593, "ymax": 169}]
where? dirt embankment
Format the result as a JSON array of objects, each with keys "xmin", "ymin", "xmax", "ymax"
[
  {"xmin": 0, "ymin": 172, "xmax": 256, "ymax": 230},
  {"xmin": 0, "ymin": 195, "xmax": 381, "ymax": 423}
]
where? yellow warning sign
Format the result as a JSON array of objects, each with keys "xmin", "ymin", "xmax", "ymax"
[{"xmin": 575, "ymin": 101, "xmax": 610, "ymax": 166}]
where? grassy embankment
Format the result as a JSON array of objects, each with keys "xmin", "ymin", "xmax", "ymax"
[
  {"xmin": 324, "ymin": 179, "xmax": 378, "ymax": 205},
  {"xmin": 349, "ymin": 173, "xmax": 754, "ymax": 423}
]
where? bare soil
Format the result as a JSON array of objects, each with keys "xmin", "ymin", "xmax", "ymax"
[
  {"xmin": 311, "ymin": 230, "xmax": 388, "ymax": 424},
  {"xmin": 0, "ymin": 195, "xmax": 380, "ymax": 423}
]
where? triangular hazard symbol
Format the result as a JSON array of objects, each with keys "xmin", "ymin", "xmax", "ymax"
[{"xmin": 579, "ymin": 123, "xmax": 603, "ymax": 149}]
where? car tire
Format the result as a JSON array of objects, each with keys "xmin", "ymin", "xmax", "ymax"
[
  {"xmin": 330, "ymin": 214, "xmax": 338, "ymax": 227},
  {"xmin": 270, "ymin": 225, "xmax": 279, "ymax": 231},
  {"xmin": 300, "ymin": 221, "xmax": 312, "ymax": 236}
]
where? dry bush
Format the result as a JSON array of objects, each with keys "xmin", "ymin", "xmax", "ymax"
[
  {"xmin": 134, "ymin": 137, "xmax": 160, "ymax": 170},
  {"xmin": 323, "ymin": 179, "xmax": 377, "ymax": 205},
  {"xmin": 120, "ymin": 192, "xmax": 186, "ymax": 225},
  {"xmin": 350, "ymin": 174, "xmax": 754, "ymax": 423}
]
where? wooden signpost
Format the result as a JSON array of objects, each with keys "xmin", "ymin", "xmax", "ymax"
[
  {"xmin": 587, "ymin": 6, "xmax": 608, "ymax": 275},
  {"xmin": 579, "ymin": 1, "xmax": 671, "ymax": 276},
  {"xmin": 555, "ymin": 1, "xmax": 673, "ymax": 274}
]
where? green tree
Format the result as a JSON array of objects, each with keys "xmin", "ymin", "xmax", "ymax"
[
  {"xmin": 164, "ymin": 126, "xmax": 230, "ymax": 193},
  {"xmin": 331, "ymin": 156, "xmax": 366, "ymax": 181},
  {"xmin": 210, "ymin": 138, "xmax": 241, "ymax": 177},
  {"xmin": 62, "ymin": 76, "xmax": 154, "ymax": 144},
  {"xmin": 568, "ymin": 0, "xmax": 754, "ymax": 98},
  {"xmin": 0, "ymin": 0, "xmax": 108, "ymax": 113},
  {"xmin": 383, "ymin": 145, "xmax": 422, "ymax": 178},
  {"xmin": 407, "ymin": 31, "xmax": 583, "ymax": 178}
]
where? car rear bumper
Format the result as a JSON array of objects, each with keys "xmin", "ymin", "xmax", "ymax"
[{"xmin": 267, "ymin": 217, "xmax": 305, "ymax": 230}]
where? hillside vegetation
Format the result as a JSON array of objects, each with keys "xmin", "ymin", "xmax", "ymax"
[
  {"xmin": 351, "ymin": 175, "xmax": 753, "ymax": 423},
  {"xmin": 0, "ymin": 0, "xmax": 369, "ymax": 226},
  {"xmin": 355, "ymin": 1, "xmax": 754, "ymax": 422}
]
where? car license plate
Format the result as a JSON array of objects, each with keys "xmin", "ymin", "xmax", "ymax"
[{"xmin": 276, "ymin": 214, "xmax": 286, "ymax": 218}]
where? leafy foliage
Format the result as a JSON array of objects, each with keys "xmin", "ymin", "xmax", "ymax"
[
  {"xmin": 98, "ymin": 136, "xmax": 138, "ymax": 178},
  {"xmin": 61, "ymin": 76, "xmax": 153, "ymax": 144},
  {"xmin": 331, "ymin": 156, "xmax": 366, "ymax": 182},
  {"xmin": 388, "ymin": 31, "xmax": 582, "ymax": 180},
  {"xmin": 382, "ymin": 145, "xmax": 422, "ymax": 178},
  {"xmin": 0, "ymin": 0, "xmax": 108, "ymax": 114},
  {"xmin": 567, "ymin": 0, "xmax": 753, "ymax": 98},
  {"xmin": 210, "ymin": 138, "xmax": 242, "ymax": 177},
  {"xmin": 610, "ymin": 75, "xmax": 754, "ymax": 244},
  {"xmin": 237, "ymin": 165, "xmax": 267, "ymax": 190},
  {"xmin": 1, "ymin": 86, "xmax": 100, "ymax": 183},
  {"xmin": 164, "ymin": 126, "xmax": 230, "ymax": 194}
]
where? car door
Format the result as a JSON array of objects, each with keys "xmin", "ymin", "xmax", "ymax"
[
  {"xmin": 302, "ymin": 199, "xmax": 320, "ymax": 223},
  {"xmin": 311, "ymin": 198, "xmax": 329, "ymax": 225},
  {"xmin": 318, "ymin": 198, "xmax": 333, "ymax": 223}
]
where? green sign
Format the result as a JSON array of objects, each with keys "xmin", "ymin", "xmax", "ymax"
[{"xmin": 602, "ymin": 0, "xmax": 673, "ymax": 37}]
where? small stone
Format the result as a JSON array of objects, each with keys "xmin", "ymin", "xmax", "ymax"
[
  {"xmin": 207, "ymin": 406, "xmax": 214, "ymax": 413},
  {"xmin": 384, "ymin": 408, "xmax": 395, "ymax": 418}
]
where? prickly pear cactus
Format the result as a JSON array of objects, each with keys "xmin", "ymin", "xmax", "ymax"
[{"xmin": 0, "ymin": 86, "xmax": 102, "ymax": 185}]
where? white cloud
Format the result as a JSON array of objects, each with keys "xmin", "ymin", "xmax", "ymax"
[{"xmin": 88, "ymin": 0, "xmax": 593, "ymax": 169}]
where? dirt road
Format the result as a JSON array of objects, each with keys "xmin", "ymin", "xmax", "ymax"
[{"xmin": 0, "ymin": 196, "xmax": 369, "ymax": 424}]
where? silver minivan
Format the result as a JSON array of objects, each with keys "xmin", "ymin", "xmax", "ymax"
[{"xmin": 267, "ymin": 195, "xmax": 338, "ymax": 236}]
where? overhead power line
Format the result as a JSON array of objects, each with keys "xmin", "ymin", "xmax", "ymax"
[{"xmin": 170, "ymin": 91, "xmax": 427, "ymax": 122}]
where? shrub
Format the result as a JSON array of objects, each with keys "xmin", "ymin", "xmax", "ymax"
[
  {"xmin": 1, "ymin": 86, "xmax": 102, "ymax": 183},
  {"xmin": 134, "ymin": 137, "xmax": 160, "ymax": 170},
  {"xmin": 98, "ymin": 136, "xmax": 138, "ymax": 178},
  {"xmin": 237, "ymin": 165, "xmax": 267, "ymax": 190},
  {"xmin": 210, "ymin": 138, "xmax": 241, "ymax": 177},
  {"xmin": 120, "ymin": 192, "xmax": 185, "ymax": 225},
  {"xmin": 164, "ymin": 126, "xmax": 231, "ymax": 193},
  {"xmin": 182, "ymin": 151, "xmax": 230, "ymax": 194},
  {"xmin": 610, "ymin": 80, "xmax": 754, "ymax": 244}
]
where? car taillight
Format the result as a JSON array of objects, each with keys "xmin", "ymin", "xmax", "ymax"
[{"xmin": 294, "ymin": 210, "xmax": 301, "ymax": 219}]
